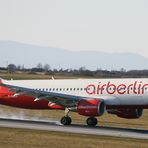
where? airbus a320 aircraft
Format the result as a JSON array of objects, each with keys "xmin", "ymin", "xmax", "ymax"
[{"xmin": 0, "ymin": 78, "xmax": 148, "ymax": 126}]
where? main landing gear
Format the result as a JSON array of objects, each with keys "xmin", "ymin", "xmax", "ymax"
[
  {"xmin": 60, "ymin": 108, "xmax": 98, "ymax": 126},
  {"xmin": 86, "ymin": 117, "xmax": 98, "ymax": 126}
]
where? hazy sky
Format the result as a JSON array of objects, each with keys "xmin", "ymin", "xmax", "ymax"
[{"xmin": 0, "ymin": 0, "xmax": 148, "ymax": 56}]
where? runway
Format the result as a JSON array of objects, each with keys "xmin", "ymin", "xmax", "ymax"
[{"xmin": 0, "ymin": 118, "xmax": 148, "ymax": 140}]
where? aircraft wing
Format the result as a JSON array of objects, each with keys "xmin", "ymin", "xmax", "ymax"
[{"xmin": 0, "ymin": 82, "xmax": 84, "ymax": 108}]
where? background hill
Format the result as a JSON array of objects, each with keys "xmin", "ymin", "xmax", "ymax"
[{"xmin": 0, "ymin": 40, "xmax": 148, "ymax": 70}]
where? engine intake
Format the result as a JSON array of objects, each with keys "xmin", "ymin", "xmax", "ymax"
[{"xmin": 77, "ymin": 99, "xmax": 105, "ymax": 117}]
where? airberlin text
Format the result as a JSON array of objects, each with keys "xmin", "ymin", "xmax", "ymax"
[{"xmin": 85, "ymin": 81, "xmax": 148, "ymax": 95}]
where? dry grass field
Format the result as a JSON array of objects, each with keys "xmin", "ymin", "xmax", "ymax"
[
  {"xmin": 0, "ymin": 72, "xmax": 79, "ymax": 80},
  {"xmin": 0, "ymin": 127, "xmax": 147, "ymax": 148}
]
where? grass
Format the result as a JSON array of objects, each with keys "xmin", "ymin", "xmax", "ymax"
[
  {"xmin": 0, "ymin": 72, "xmax": 80, "ymax": 80},
  {"xmin": 0, "ymin": 127, "xmax": 147, "ymax": 148}
]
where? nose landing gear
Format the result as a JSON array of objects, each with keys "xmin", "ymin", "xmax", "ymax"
[
  {"xmin": 60, "ymin": 116, "xmax": 72, "ymax": 125},
  {"xmin": 60, "ymin": 108, "xmax": 72, "ymax": 125}
]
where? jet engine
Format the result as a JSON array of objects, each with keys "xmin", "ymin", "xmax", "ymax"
[
  {"xmin": 76, "ymin": 99, "xmax": 105, "ymax": 116},
  {"xmin": 108, "ymin": 108, "xmax": 143, "ymax": 119}
]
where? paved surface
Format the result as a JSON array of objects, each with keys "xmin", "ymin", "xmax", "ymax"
[{"xmin": 0, "ymin": 118, "xmax": 148, "ymax": 140}]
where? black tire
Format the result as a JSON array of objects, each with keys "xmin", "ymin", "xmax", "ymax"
[
  {"xmin": 60, "ymin": 116, "xmax": 72, "ymax": 125},
  {"xmin": 86, "ymin": 117, "xmax": 98, "ymax": 126}
]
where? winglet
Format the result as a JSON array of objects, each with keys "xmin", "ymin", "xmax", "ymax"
[
  {"xmin": 51, "ymin": 76, "xmax": 55, "ymax": 80},
  {"xmin": 0, "ymin": 78, "xmax": 3, "ymax": 84}
]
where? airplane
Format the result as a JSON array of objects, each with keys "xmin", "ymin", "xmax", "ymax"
[{"xmin": 0, "ymin": 78, "xmax": 148, "ymax": 126}]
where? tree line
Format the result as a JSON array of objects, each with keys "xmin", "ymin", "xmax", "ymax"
[{"xmin": 0, "ymin": 63, "xmax": 148, "ymax": 78}]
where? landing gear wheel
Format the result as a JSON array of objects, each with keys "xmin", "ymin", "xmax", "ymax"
[
  {"xmin": 86, "ymin": 117, "xmax": 98, "ymax": 126},
  {"xmin": 61, "ymin": 116, "xmax": 72, "ymax": 125}
]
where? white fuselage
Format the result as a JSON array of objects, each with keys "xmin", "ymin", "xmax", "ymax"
[{"xmin": 3, "ymin": 78, "xmax": 148, "ymax": 106}]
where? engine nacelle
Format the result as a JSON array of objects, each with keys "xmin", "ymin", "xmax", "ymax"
[
  {"xmin": 77, "ymin": 99, "xmax": 105, "ymax": 117},
  {"xmin": 108, "ymin": 108, "xmax": 143, "ymax": 119}
]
